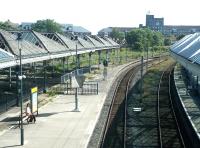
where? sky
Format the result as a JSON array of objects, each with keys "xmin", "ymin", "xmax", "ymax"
[{"xmin": 1, "ymin": 0, "xmax": 200, "ymax": 34}]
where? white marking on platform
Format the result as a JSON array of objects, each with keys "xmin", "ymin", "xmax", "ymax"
[{"xmin": 133, "ymin": 107, "xmax": 142, "ymax": 112}]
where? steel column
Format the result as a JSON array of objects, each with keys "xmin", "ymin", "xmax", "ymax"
[
  {"xmin": 62, "ymin": 57, "xmax": 65, "ymax": 75},
  {"xmin": 98, "ymin": 50, "xmax": 101, "ymax": 69},
  {"xmin": 89, "ymin": 52, "xmax": 92, "ymax": 73},
  {"xmin": 43, "ymin": 60, "xmax": 47, "ymax": 93},
  {"xmin": 140, "ymin": 56, "xmax": 144, "ymax": 103},
  {"xmin": 9, "ymin": 67, "xmax": 12, "ymax": 88}
]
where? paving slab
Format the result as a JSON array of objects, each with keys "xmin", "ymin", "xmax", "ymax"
[{"xmin": 0, "ymin": 63, "xmax": 130, "ymax": 148}]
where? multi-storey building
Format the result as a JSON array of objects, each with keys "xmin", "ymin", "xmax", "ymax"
[
  {"xmin": 145, "ymin": 14, "xmax": 200, "ymax": 36},
  {"xmin": 146, "ymin": 14, "xmax": 164, "ymax": 32}
]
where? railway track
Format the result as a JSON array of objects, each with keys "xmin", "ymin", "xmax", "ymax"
[
  {"xmin": 101, "ymin": 60, "xmax": 142, "ymax": 148},
  {"xmin": 157, "ymin": 65, "xmax": 185, "ymax": 148},
  {"xmin": 100, "ymin": 57, "xmax": 162, "ymax": 148},
  {"xmin": 101, "ymin": 58, "xmax": 186, "ymax": 148}
]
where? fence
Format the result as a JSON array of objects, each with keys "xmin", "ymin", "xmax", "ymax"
[
  {"xmin": 65, "ymin": 81, "xmax": 98, "ymax": 95},
  {"xmin": 50, "ymin": 81, "xmax": 98, "ymax": 95},
  {"xmin": 61, "ymin": 67, "xmax": 90, "ymax": 84},
  {"xmin": 59, "ymin": 67, "xmax": 98, "ymax": 95},
  {"xmin": 0, "ymin": 92, "xmax": 17, "ymax": 114}
]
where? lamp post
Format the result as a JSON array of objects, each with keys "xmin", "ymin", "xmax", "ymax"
[
  {"xmin": 140, "ymin": 56, "xmax": 143, "ymax": 103},
  {"xmin": 146, "ymin": 47, "xmax": 149, "ymax": 70},
  {"xmin": 17, "ymin": 32, "xmax": 24, "ymax": 145},
  {"xmin": 74, "ymin": 36, "xmax": 79, "ymax": 111}
]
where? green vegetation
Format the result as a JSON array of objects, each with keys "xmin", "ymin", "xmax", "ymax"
[
  {"xmin": 32, "ymin": 19, "xmax": 63, "ymax": 33},
  {"xmin": 141, "ymin": 58, "xmax": 175, "ymax": 103},
  {"xmin": 110, "ymin": 28, "xmax": 125, "ymax": 44},
  {"xmin": 0, "ymin": 20, "xmax": 18, "ymax": 30},
  {"xmin": 164, "ymin": 37, "xmax": 172, "ymax": 46},
  {"xmin": 176, "ymin": 34, "xmax": 185, "ymax": 41},
  {"xmin": 49, "ymin": 47, "xmax": 168, "ymax": 74},
  {"xmin": 126, "ymin": 28, "xmax": 164, "ymax": 51},
  {"xmin": 47, "ymin": 89, "xmax": 56, "ymax": 97}
]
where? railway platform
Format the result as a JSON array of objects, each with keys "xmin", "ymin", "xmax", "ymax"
[
  {"xmin": 0, "ymin": 63, "xmax": 131, "ymax": 148},
  {"xmin": 174, "ymin": 65, "xmax": 200, "ymax": 143}
]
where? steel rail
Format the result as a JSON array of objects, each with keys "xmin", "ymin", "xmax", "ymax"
[
  {"xmin": 157, "ymin": 65, "xmax": 185, "ymax": 148},
  {"xmin": 100, "ymin": 56, "xmax": 164, "ymax": 148},
  {"xmin": 168, "ymin": 68, "xmax": 186, "ymax": 148}
]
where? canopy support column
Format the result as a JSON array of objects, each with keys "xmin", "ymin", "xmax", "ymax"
[
  {"xmin": 33, "ymin": 62, "xmax": 36, "ymax": 84},
  {"xmin": 106, "ymin": 50, "xmax": 109, "ymax": 63},
  {"xmin": 43, "ymin": 60, "xmax": 47, "ymax": 93},
  {"xmin": 77, "ymin": 54, "xmax": 80, "ymax": 69},
  {"xmin": 15, "ymin": 66, "xmax": 20, "ymax": 106},
  {"xmin": 66, "ymin": 57, "xmax": 69, "ymax": 72},
  {"xmin": 52, "ymin": 59, "xmax": 55, "ymax": 78},
  {"xmin": 9, "ymin": 67, "xmax": 12, "ymax": 88},
  {"xmin": 62, "ymin": 57, "xmax": 66, "ymax": 75},
  {"xmin": 89, "ymin": 52, "xmax": 92, "ymax": 73},
  {"xmin": 126, "ymin": 48, "xmax": 128, "ymax": 62},
  {"xmin": 98, "ymin": 50, "xmax": 101, "ymax": 69}
]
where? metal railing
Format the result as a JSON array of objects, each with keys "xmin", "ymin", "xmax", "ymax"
[
  {"xmin": 61, "ymin": 67, "xmax": 90, "ymax": 84},
  {"xmin": 65, "ymin": 81, "xmax": 98, "ymax": 95},
  {"xmin": 0, "ymin": 92, "xmax": 17, "ymax": 114},
  {"xmin": 49, "ymin": 81, "xmax": 98, "ymax": 95}
]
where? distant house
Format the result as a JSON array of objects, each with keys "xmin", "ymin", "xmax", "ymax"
[
  {"xmin": 98, "ymin": 27, "xmax": 113, "ymax": 37},
  {"xmin": 98, "ymin": 27, "xmax": 135, "ymax": 37},
  {"xmin": 163, "ymin": 25, "xmax": 200, "ymax": 36},
  {"xmin": 61, "ymin": 24, "xmax": 91, "ymax": 36},
  {"xmin": 19, "ymin": 22, "xmax": 33, "ymax": 30}
]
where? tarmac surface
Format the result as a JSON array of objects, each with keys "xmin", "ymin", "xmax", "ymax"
[{"xmin": 0, "ymin": 63, "xmax": 129, "ymax": 148}]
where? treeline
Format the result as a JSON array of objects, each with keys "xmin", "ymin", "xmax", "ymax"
[
  {"xmin": 0, "ymin": 20, "xmax": 19, "ymax": 30},
  {"xmin": 126, "ymin": 28, "xmax": 164, "ymax": 51},
  {"xmin": 0, "ymin": 19, "xmax": 62, "ymax": 33}
]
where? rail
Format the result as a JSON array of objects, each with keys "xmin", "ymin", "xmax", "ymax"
[
  {"xmin": 123, "ymin": 64, "xmax": 137, "ymax": 147},
  {"xmin": 100, "ymin": 60, "xmax": 141, "ymax": 147},
  {"xmin": 100, "ymin": 57, "xmax": 162, "ymax": 147},
  {"xmin": 168, "ymin": 69, "xmax": 186, "ymax": 148},
  {"xmin": 157, "ymin": 65, "xmax": 185, "ymax": 148},
  {"xmin": 157, "ymin": 70, "xmax": 164, "ymax": 148}
]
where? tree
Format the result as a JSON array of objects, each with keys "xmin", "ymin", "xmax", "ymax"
[
  {"xmin": 126, "ymin": 28, "xmax": 164, "ymax": 51},
  {"xmin": 0, "ymin": 20, "xmax": 18, "ymax": 30},
  {"xmin": 32, "ymin": 19, "xmax": 62, "ymax": 33},
  {"xmin": 176, "ymin": 34, "xmax": 185, "ymax": 41},
  {"xmin": 126, "ymin": 29, "xmax": 146, "ymax": 50},
  {"xmin": 110, "ymin": 28, "xmax": 125, "ymax": 44},
  {"xmin": 164, "ymin": 38, "xmax": 171, "ymax": 46},
  {"xmin": 152, "ymin": 32, "xmax": 163, "ymax": 46}
]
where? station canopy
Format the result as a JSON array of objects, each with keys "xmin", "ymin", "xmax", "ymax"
[
  {"xmin": 33, "ymin": 31, "xmax": 68, "ymax": 53},
  {"xmin": 103, "ymin": 37, "xmax": 119, "ymax": 46},
  {"xmin": 0, "ymin": 29, "xmax": 47, "ymax": 58},
  {"xmin": 0, "ymin": 29, "xmax": 119, "ymax": 69},
  {"xmin": 92, "ymin": 35, "xmax": 113, "ymax": 47},
  {"xmin": 171, "ymin": 33, "xmax": 200, "ymax": 65},
  {"xmin": 0, "ymin": 48, "xmax": 14, "ymax": 63},
  {"xmin": 56, "ymin": 33, "xmax": 84, "ymax": 50},
  {"xmin": 85, "ymin": 35, "xmax": 105, "ymax": 48},
  {"xmin": 77, "ymin": 37, "xmax": 95, "ymax": 49}
]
